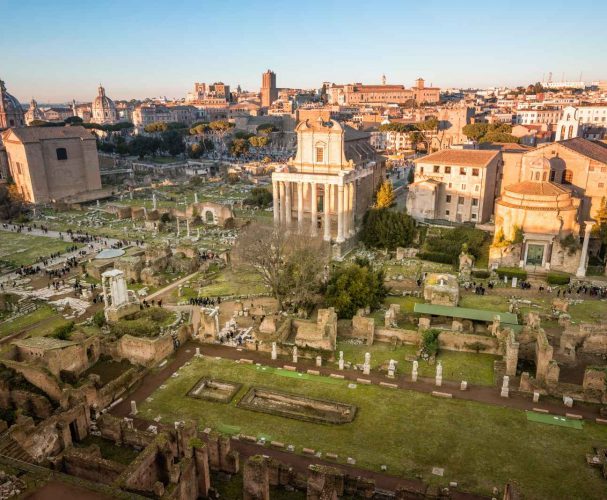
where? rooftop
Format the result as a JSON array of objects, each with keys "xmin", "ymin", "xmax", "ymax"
[
  {"xmin": 13, "ymin": 337, "xmax": 78, "ymax": 351},
  {"xmin": 414, "ymin": 303, "xmax": 520, "ymax": 327},
  {"xmin": 4, "ymin": 125, "xmax": 95, "ymax": 143},
  {"xmin": 415, "ymin": 149, "xmax": 500, "ymax": 167},
  {"xmin": 559, "ymin": 137, "xmax": 607, "ymax": 164}
]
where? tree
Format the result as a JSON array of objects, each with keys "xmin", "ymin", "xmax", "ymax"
[
  {"xmin": 161, "ymin": 130, "xmax": 185, "ymax": 156},
  {"xmin": 64, "ymin": 116, "xmax": 83, "ymax": 125},
  {"xmin": 325, "ymin": 262, "xmax": 386, "ymax": 319},
  {"xmin": 257, "ymin": 123, "xmax": 278, "ymax": 135},
  {"xmin": 144, "ymin": 122, "xmax": 169, "ymax": 133},
  {"xmin": 462, "ymin": 123, "xmax": 489, "ymax": 142},
  {"xmin": 128, "ymin": 136, "xmax": 161, "ymax": 159},
  {"xmin": 360, "ymin": 208, "xmax": 416, "ymax": 250},
  {"xmin": 232, "ymin": 223, "xmax": 330, "ymax": 311},
  {"xmin": 244, "ymin": 187, "xmax": 272, "ymax": 207},
  {"xmin": 229, "ymin": 138, "xmax": 250, "ymax": 157},
  {"xmin": 0, "ymin": 184, "xmax": 25, "ymax": 221},
  {"xmin": 249, "ymin": 135, "xmax": 269, "ymax": 148},
  {"xmin": 374, "ymin": 180, "xmax": 395, "ymax": 208}
]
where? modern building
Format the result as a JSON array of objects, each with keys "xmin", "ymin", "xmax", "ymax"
[
  {"xmin": 91, "ymin": 84, "xmax": 117, "ymax": 124},
  {"xmin": 1, "ymin": 126, "xmax": 102, "ymax": 203},
  {"xmin": 406, "ymin": 149, "xmax": 501, "ymax": 223},
  {"xmin": 0, "ymin": 79, "xmax": 25, "ymax": 129},
  {"xmin": 261, "ymin": 70, "xmax": 278, "ymax": 108},
  {"xmin": 554, "ymin": 105, "xmax": 607, "ymax": 141},
  {"xmin": 271, "ymin": 118, "xmax": 384, "ymax": 244}
]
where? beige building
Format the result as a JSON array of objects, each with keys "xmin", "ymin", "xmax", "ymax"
[
  {"xmin": 261, "ymin": 70, "xmax": 278, "ymax": 108},
  {"xmin": 272, "ymin": 118, "xmax": 384, "ymax": 243},
  {"xmin": 407, "ymin": 149, "xmax": 500, "ymax": 223},
  {"xmin": 327, "ymin": 78, "xmax": 440, "ymax": 106},
  {"xmin": 1, "ymin": 126, "xmax": 102, "ymax": 203},
  {"xmin": 0, "ymin": 79, "xmax": 25, "ymax": 129},
  {"xmin": 91, "ymin": 84, "xmax": 117, "ymax": 124}
]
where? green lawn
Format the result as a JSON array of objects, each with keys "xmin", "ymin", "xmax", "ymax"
[
  {"xmin": 140, "ymin": 357, "xmax": 607, "ymax": 499},
  {"xmin": 0, "ymin": 232, "xmax": 82, "ymax": 267},
  {"xmin": 75, "ymin": 435, "xmax": 139, "ymax": 465},
  {"xmin": 335, "ymin": 341, "xmax": 497, "ymax": 386},
  {"xmin": 198, "ymin": 268, "xmax": 267, "ymax": 297},
  {"xmin": 458, "ymin": 294, "xmax": 511, "ymax": 312},
  {"xmin": 0, "ymin": 305, "xmax": 69, "ymax": 339},
  {"xmin": 569, "ymin": 299, "xmax": 607, "ymax": 324}
]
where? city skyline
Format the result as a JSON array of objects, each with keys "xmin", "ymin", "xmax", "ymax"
[{"xmin": 2, "ymin": 0, "xmax": 606, "ymax": 101}]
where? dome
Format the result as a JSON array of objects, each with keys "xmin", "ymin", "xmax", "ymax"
[
  {"xmin": 0, "ymin": 79, "xmax": 25, "ymax": 128},
  {"xmin": 498, "ymin": 181, "xmax": 578, "ymax": 212},
  {"xmin": 91, "ymin": 84, "xmax": 117, "ymax": 124}
]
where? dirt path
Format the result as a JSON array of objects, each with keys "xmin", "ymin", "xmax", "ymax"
[{"xmin": 145, "ymin": 272, "xmax": 199, "ymax": 301}]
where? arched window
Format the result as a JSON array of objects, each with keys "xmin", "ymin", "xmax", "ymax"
[
  {"xmin": 563, "ymin": 169, "xmax": 573, "ymax": 185},
  {"xmin": 315, "ymin": 147, "xmax": 324, "ymax": 163},
  {"xmin": 560, "ymin": 125, "xmax": 566, "ymax": 139},
  {"xmin": 56, "ymin": 148, "xmax": 68, "ymax": 161},
  {"xmin": 568, "ymin": 125, "xmax": 574, "ymax": 139}
]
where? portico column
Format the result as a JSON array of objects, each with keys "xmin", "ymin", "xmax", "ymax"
[
  {"xmin": 284, "ymin": 181, "xmax": 292, "ymax": 226},
  {"xmin": 350, "ymin": 182, "xmax": 357, "ymax": 236},
  {"xmin": 310, "ymin": 182, "xmax": 318, "ymax": 236},
  {"xmin": 323, "ymin": 183, "xmax": 331, "ymax": 242},
  {"xmin": 279, "ymin": 181, "xmax": 286, "ymax": 225},
  {"xmin": 343, "ymin": 183, "xmax": 350, "ymax": 237},
  {"xmin": 337, "ymin": 184, "xmax": 345, "ymax": 243},
  {"xmin": 272, "ymin": 180, "xmax": 279, "ymax": 225},
  {"xmin": 297, "ymin": 181, "xmax": 304, "ymax": 231},
  {"xmin": 576, "ymin": 221, "xmax": 594, "ymax": 277}
]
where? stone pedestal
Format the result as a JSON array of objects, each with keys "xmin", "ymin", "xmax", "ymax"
[
  {"xmin": 501, "ymin": 375, "xmax": 510, "ymax": 398},
  {"xmin": 130, "ymin": 400, "xmax": 138, "ymax": 415},
  {"xmin": 271, "ymin": 342, "xmax": 277, "ymax": 361},
  {"xmin": 316, "ymin": 356, "xmax": 322, "ymax": 367},
  {"xmin": 412, "ymin": 361, "xmax": 419, "ymax": 382},
  {"xmin": 533, "ymin": 391, "xmax": 540, "ymax": 403},
  {"xmin": 338, "ymin": 351, "xmax": 344, "ymax": 370},
  {"xmin": 460, "ymin": 381, "xmax": 468, "ymax": 391},
  {"xmin": 563, "ymin": 396, "xmax": 573, "ymax": 408}
]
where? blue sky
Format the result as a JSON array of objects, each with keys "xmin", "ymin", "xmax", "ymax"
[{"xmin": 1, "ymin": 0, "xmax": 606, "ymax": 102}]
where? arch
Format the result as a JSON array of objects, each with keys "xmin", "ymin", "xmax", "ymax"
[
  {"xmin": 205, "ymin": 210, "xmax": 214, "ymax": 223},
  {"xmin": 560, "ymin": 125, "xmax": 566, "ymax": 140},
  {"xmin": 568, "ymin": 125, "xmax": 574, "ymax": 139}
]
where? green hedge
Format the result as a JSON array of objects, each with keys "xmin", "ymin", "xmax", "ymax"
[
  {"xmin": 471, "ymin": 270, "xmax": 490, "ymax": 279},
  {"xmin": 496, "ymin": 267, "xmax": 527, "ymax": 280},
  {"xmin": 546, "ymin": 272, "xmax": 570, "ymax": 285},
  {"xmin": 417, "ymin": 251, "xmax": 454, "ymax": 265}
]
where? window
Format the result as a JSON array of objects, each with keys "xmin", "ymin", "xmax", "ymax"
[
  {"xmin": 444, "ymin": 166, "xmax": 451, "ymax": 174},
  {"xmin": 433, "ymin": 165, "xmax": 440, "ymax": 173},
  {"xmin": 599, "ymin": 183, "xmax": 605, "ymax": 188},
  {"xmin": 472, "ymin": 168, "xmax": 479, "ymax": 176},
  {"xmin": 446, "ymin": 195, "xmax": 452, "ymax": 203},
  {"xmin": 448, "ymin": 182, "xmax": 452, "ymax": 188},
  {"xmin": 550, "ymin": 171, "xmax": 555, "ymax": 181},
  {"xmin": 15, "ymin": 162, "xmax": 22, "ymax": 175},
  {"xmin": 563, "ymin": 169, "xmax": 573, "ymax": 185},
  {"xmin": 474, "ymin": 184, "xmax": 480, "ymax": 192},
  {"xmin": 315, "ymin": 147, "xmax": 324, "ymax": 163},
  {"xmin": 471, "ymin": 213, "xmax": 477, "ymax": 220},
  {"xmin": 419, "ymin": 166, "xmax": 424, "ymax": 174},
  {"xmin": 445, "ymin": 210, "xmax": 450, "ymax": 216},
  {"xmin": 472, "ymin": 198, "xmax": 479, "ymax": 207},
  {"xmin": 56, "ymin": 148, "xmax": 68, "ymax": 161},
  {"xmin": 458, "ymin": 196, "xmax": 464, "ymax": 204},
  {"xmin": 460, "ymin": 167, "xmax": 466, "ymax": 175}
]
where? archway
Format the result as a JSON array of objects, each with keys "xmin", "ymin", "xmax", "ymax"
[{"xmin": 205, "ymin": 210, "xmax": 214, "ymax": 223}]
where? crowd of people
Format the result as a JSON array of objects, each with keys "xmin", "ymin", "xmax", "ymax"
[{"xmin": 188, "ymin": 296, "xmax": 221, "ymax": 307}]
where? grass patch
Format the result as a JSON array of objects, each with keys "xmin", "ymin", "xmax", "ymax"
[
  {"xmin": 0, "ymin": 232, "xmax": 82, "ymax": 268},
  {"xmin": 74, "ymin": 435, "xmax": 139, "ymax": 465},
  {"xmin": 336, "ymin": 341, "xmax": 496, "ymax": 385},
  {"xmin": 0, "ymin": 305, "xmax": 69, "ymax": 339},
  {"xmin": 458, "ymin": 294, "xmax": 511, "ymax": 312},
  {"xmin": 140, "ymin": 357, "xmax": 607, "ymax": 499},
  {"xmin": 568, "ymin": 300, "xmax": 607, "ymax": 324},
  {"xmin": 198, "ymin": 268, "xmax": 267, "ymax": 297}
]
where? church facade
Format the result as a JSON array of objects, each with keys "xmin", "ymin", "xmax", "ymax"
[
  {"xmin": 0, "ymin": 79, "xmax": 25, "ymax": 129},
  {"xmin": 271, "ymin": 118, "xmax": 384, "ymax": 244}
]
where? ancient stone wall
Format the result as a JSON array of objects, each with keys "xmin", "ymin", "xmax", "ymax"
[{"xmin": 61, "ymin": 446, "xmax": 126, "ymax": 485}]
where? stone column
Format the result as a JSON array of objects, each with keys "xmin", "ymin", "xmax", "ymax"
[
  {"xmin": 284, "ymin": 181, "xmax": 292, "ymax": 226},
  {"xmin": 336, "ymin": 184, "xmax": 345, "ymax": 243},
  {"xmin": 349, "ymin": 181, "xmax": 356, "ymax": 236},
  {"xmin": 323, "ymin": 183, "xmax": 331, "ymax": 242},
  {"xmin": 278, "ymin": 181, "xmax": 287, "ymax": 224},
  {"xmin": 343, "ymin": 183, "xmax": 350, "ymax": 237},
  {"xmin": 576, "ymin": 221, "xmax": 594, "ymax": 278},
  {"xmin": 297, "ymin": 181, "xmax": 304, "ymax": 231},
  {"xmin": 272, "ymin": 180, "xmax": 279, "ymax": 225},
  {"xmin": 310, "ymin": 182, "xmax": 317, "ymax": 236}
]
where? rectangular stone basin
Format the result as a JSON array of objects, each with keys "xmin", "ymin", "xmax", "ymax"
[
  {"xmin": 187, "ymin": 378, "xmax": 242, "ymax": 403},
  {"xmin": 237, "ymin": 387, "xmax": 356, "ymax": 424}
]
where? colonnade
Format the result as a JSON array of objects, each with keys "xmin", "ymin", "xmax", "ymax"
[{"xmin": 272, "ymin": 179, "xmax": 355, "ymax": 242}]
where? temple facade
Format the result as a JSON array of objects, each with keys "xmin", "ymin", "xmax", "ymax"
[{"xmin": 271, "ymin": 118, "xmax": 384, "ymax": 243}]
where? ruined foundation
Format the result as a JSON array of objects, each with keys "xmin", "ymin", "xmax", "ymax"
[
  {"xmin": 237, "ymin": 387, "xmax": 356, "ymax": 424},
  {"xmin": 187, "ymin": 378, "xmax": 242, "ymax": 403}
]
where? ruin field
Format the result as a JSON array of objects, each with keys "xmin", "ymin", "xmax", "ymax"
[
  {"xmin": 0, "ymin": 231, "xmax": 82, "ymax": 268},
  {"xmin": 139, "ymin": 356, "xmax": 607, "ymax": 500}
]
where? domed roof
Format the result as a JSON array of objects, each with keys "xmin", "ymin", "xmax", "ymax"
[
  {"xmin": 0, "ymin": 80, "xmax": 22, "ymax": 113},
  {"xmin": 498, "ymin": 180, "xmax": 578, "ymax": 212},
  {"xmin": 92, "ymin": 84, "xmax": 116, "ymax": 112}
]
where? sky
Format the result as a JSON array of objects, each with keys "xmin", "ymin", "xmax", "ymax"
[{"xmin": 1, "ymin": 0, "xmax": 606, "ymax": 103}]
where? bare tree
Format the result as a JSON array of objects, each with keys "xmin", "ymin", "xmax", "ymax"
[{"xmin": 232, "ymin": 223, "xmax": 330, "ymax": 311}]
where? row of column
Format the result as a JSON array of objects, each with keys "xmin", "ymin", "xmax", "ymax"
[{"xmin": 272, "ymin": 180, "xmax": 355, "ymax": 243}]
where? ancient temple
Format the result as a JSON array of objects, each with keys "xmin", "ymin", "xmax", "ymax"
[{"xmin": 271, "ymin": 118, "xmax": 384, "ymax": 244}]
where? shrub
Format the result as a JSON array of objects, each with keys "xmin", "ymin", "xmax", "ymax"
[
  {"xmin": 360, "ymin": 208, "xmax": 416, "ymax": 250},
  {"xmin": 53, "ymin": 321, "xmax": 75, "ymax": 340},
  {"xmin": 471, "ymin": 270, "xmax": 490, "ymax": 279},
  {"xmin": 422, "ymin": 226, "xmax": 488, "ymax": 263},
  {"xmin": 496, "ymin": 267, "xmax": 527, "ymax": 280},
  {"xmin": 421, "ymin": 329, "xmax": 440, "ymax": 357},
  {"xmin": 92, "ymin": 311, "xmax": 106, "ymax": 328},
  {"xmin": 417, "ymin": 251, "xmax": 454, "ymax": 265},
  {"xmin": 546, "ymin": 272, "xmax": 570, "ymax": 285}
]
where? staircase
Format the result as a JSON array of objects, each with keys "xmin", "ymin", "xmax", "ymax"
[{"xmin": 0, "ymin": 434, "xmax": 35, "ymax": 464}]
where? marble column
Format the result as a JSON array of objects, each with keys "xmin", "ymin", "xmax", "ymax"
[
  {"xmin": 272, "ymin": 181, "xmax": 279, "ymax": 225},
  {"xmin": 297, "ymin": 181, "xmax": 304, "ymax": 231},
  {"xmin": 323, "ymin": 183, "xmax": 331, "ymax": 242},
  {"xmin": 576, "ymin": 221, "xmax": 594, "ymax": 277},
  {"xmin": 337, "ymin": 184, "xmax": 345, "ymax": 243},
  {"xmin": 284, "ymin": 181, "xmax": 292, "ymax": 226},
  {"xmin": 310, "ymin": 182, "xmax": 318, "ymax": 236},
  {"xmin": 349, "ymin": 181, "xmax": 357, "ymax": 236},
  {"xmin": 279, "ymin": 181, "xmax": 286, "ymax": 224}
]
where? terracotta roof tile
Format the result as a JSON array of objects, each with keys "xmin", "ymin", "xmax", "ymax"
[{"xmin": 414, "ymin": 149, "xmax": 499, "ymax": 167}]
